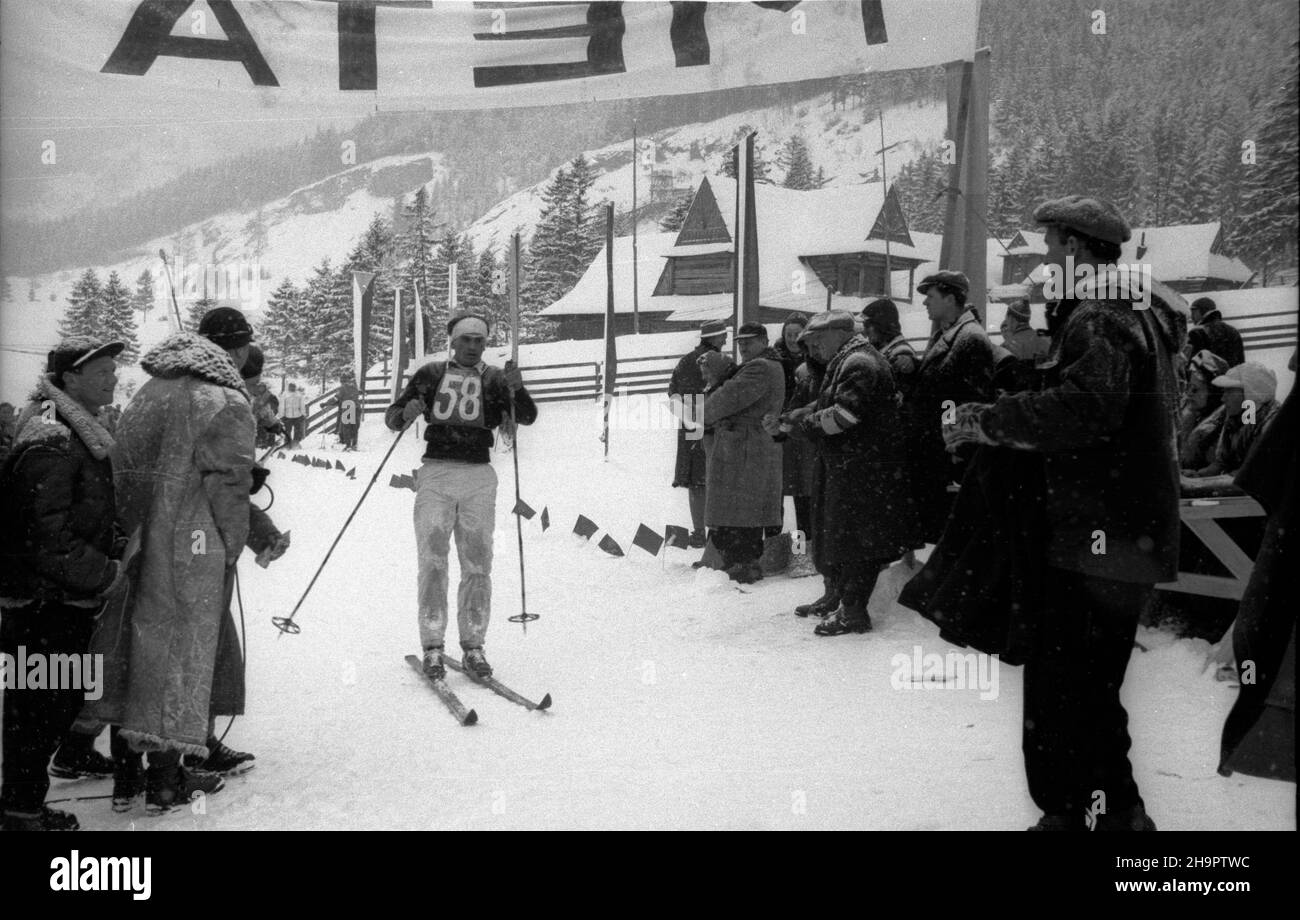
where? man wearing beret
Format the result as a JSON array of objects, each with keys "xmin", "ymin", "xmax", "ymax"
[
  {"xmin": 668, "ymin": 320, "xmax": 728, "ymax": 548},
  {"xmin": 696, "ymin": 322, "xmax": 785, "ymax": 583},
  {"xmin": 942, "ymin": 195, "xmax": 1185, "ymax": 831},
  {"xmin": 1, "ymin": 337, "xmax": 129, "ymax": 830},
  {"xmin": 908, "ymin": 270, "xmax": 995, "ymax": 544},
  {"xmin": 772, "ymin": 312, "xmax": 918, "ymax": 633},
  {"xmin": 386, "ymin": 313, "xmax": 537, "ymax": 682}
]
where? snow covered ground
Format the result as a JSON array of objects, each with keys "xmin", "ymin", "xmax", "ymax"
[{"xmin": 47, "ymin": 400, "xmax": 1293, "ymax": 831}]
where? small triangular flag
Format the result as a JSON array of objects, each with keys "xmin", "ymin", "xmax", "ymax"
[
  {"xmin": 277, "ymin": 452, "xmax": 286, "ymax": 460},
  {"xmin": 389, "ymin": 474, "xmax": 404, "ymax": 489},
  {"xmin": 335, "ymin": 460, "xmax": 345, "ymax": 471},
  {"xmin": 597, "ymin": 534, "xmax": 624, "ymax": 557},
  {"xmin": 540, "ymin": 507, "xmax": 550, "ymax": 531},
  {"xmin": 664, "ymin": 525, "xmax": 690, "ymax": 549},
  {"xmin": 633, "ymin": 524, "xmax": 664, "ymax": 556},
  {"xmin": 347, "ymin": 468, "xmax": 356, "ymax": 480},
  {"xmin": 573, "ymin": 514, "xmax": 598, "ymax": 540},
  {"xmin": 512, "ymin": 499, "xmax": 536, "ymax": 519}
]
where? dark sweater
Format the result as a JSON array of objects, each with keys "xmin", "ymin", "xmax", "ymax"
[{"xmin": 385, "ymin": 360, "xmax": 538, "ymax": 464}]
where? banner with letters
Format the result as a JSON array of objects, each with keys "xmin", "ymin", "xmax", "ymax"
[{"xmin": 3, "ymin": 1, "xmax": 980, "ymax": 113}]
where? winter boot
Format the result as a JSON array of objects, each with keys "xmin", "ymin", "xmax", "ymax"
[
  {"xmin": 758, "ymin": 533, "xmax": 791, "ymax": 575},
  {"xmin": 145, "ymin": 754, "xmax": 224, "ymax": 816},
  {"xmin": 111, "ymin": 730, "xmax": 145, "ymax": 813},
  {"xmin": 795, "ymin": 578, "xmax": 839, "ymax": 618},
  {"xmin": 49, "ymin": 732, "xmax": 115, "ymax": 779},
  {"xmin": 463, "ymin": 647, "xmax": 493, "ymax": 679},
  {"xmin": 726, "ymin": 562, "xmax": 763, "ymax": 585},
  {"xmin": 814, "ymin": 602, "xmax": 872, "ymax": 636},
  {"xmin": 422, "ymin": 646, "xmax": 446, "ymax": 680},
  {"xmin": 786, "ymin": 543, "xmax": 818, "ymax": 578},
  {"xmin": 1093, "ymin": 804, "xmax": 1157, "ymax": 832},
  {"xmin": 196, "ymin": 737, "xmax": 256, "ymax": 776},
  {"xmin": 1027, "ymin": 813, "xmax": 1086, "ymax": 831},
  {"xmin": 1, "ymin": 806, "xmax": 80, "ymax": 831},
  {"xmin": 688, "ymin": 530, "xmax": 706, "ymax": 549}
]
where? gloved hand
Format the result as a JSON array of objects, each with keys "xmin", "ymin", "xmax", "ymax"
[
  {"xmin": 942, "ymin": 402, "xmax": 996, "ymax": 452},
  {"xmin": 250, "ymin": 465, "xmax": 270, "ymax": 495},
  {"xmin": 761, "ymin": 413, "xmax": 783, "ymax": 436},
  {"xmin": 503, "ymin": 360, "xmax": 524, "ymax": 393},
  {"xmin": 402, "ymin": 398, "xmax": 426, "ymax": 423},
  {"xmin": 267, "ymin": 420, "xmax": 286, "ymax": 438}
]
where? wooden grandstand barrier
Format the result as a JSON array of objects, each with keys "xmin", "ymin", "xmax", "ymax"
[{"xmin": 1156, "ymin": 495, "xmax": 1266, "ymax": 602}]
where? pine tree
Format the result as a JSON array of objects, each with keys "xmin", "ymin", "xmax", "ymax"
[
  {"xmin": 301, "ymin": 258, "xmax": 351, "ymax": 387},
  {"xmin": 262, "ymin": 277, "xmax": 307, "ymax": 378},
  {"xmin": 427, "ymin": 230, "xmax": 464, "ymax": 335},
  {"xmin": 60, "ymin": 269, "xmax": 104, "ymax": 340},
  {"xmin": 1230, "ymin": 40, "xmax": 1299, "ymax": 282},
  {"xmin": 778, "ymin": 135, "xmax": 818, "ymax": 190},
  {"xmin": 659, "ymin": 192, "xmax": 694, "ymax": 233},
  {"xmin": 133, "ymin": 269, "xmax": 156, "ymax": 325},
  {"xmin": 100, "ymin": 271, "xmax": 140, "ymax": 362},
  {"xmin": 721, "ymin": 136, "xmax": 773, "ymax": 184},
  {"xmin": 397, "ymin": 188, "xmax": 440, "ymax": 349},
  {"xmin": 187, "ymin": 296, "xmax": 216, "ymax": 333}
]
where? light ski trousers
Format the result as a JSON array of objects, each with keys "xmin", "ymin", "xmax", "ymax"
[{"xmin": 413, "ymin": 459, "xmax": 498, "ymax": 651}]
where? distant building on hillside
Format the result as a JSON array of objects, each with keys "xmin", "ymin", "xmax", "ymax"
[{"xmin": 540, "ymin": 175, "xmax": 930, "ymax": 338}]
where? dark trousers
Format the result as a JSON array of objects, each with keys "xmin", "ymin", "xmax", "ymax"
[
  {"xmin": 793, "ymin": 496, "xmax": 812, "ymax": 540},
  {"xmin": 823, "ymin": 558, "xmax": 887, "ymax": 610},
  {"xmin": 1023, "ymin": 571, "xmax": 1149, "ymax": 818},
  {"xmin": 283, "ymin": 416, "xmax": 306, "ymax": 444},
  {"xmin": 710, "ymin": 526, "xmax": 780, "ymax": 568},
  {"xmin": 1, "ymin": 604, "xmax": 96, "ymax": 813}
]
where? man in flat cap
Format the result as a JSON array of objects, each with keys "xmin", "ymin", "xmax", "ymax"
[
  {"xmin": 999, "ymin": 298, "xmax": 1049, "ymax": 364},
  {"xmin": 668, "ymin": 320, "xmax": 728, "ymax": 548},
  {"xmin": 1186, "ymin": 296, "xmax": 1244, "ymax": 370},
  {"xmin": 773, "ymin": 312, "xmax": 918, "ymax": 634},
  {"xmin": 695, "ymin": 322, "xmax": 785, "ymax": 583},
  {"xmin": 908, "ymin": 270, "xmax": 995, "ymax": 544},
  {"xmin": 941, "ymin": 195, "xmax": 1185, "ymax": 831},
  {"xmin": 386, "ymin": 312, "xmax": 537, "ymax": 682},
  {"xmin": 0, "ymin": 337, "xmax": 129, "ymax": 830}
]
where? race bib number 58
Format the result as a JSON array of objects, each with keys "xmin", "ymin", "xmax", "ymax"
[{"xmin": 430, "ymin": 366, "xmax": 485, "ymax": 427}]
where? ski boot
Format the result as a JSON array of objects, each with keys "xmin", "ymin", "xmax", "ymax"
[
  {"xmin": 688, "ymin": 530, "xmax": 707, "ymax": 549},
  {"xmin": 814, "ymin": 602, "xmax": 872, "ymax": 636},
  {"xmin": 422, "ymin": 646, "xmax": 446, "ymax": 680},
  {"xmin": 49, "ymin": 733, "xmax": 115, "ymax": 779},
  {"xmin": 1, "ymin": 805, "xmax": 80, "ymax": 831},
  {"xmin": 463, "ymin": 647, "xmax": 493, "ymax": 679},
  {"xmin": 145, "ymin": 754, "xmax": 224, "ymax": 816},
  {"xmin": 193, "ymin": 737, "xmax": 256, "ymax": 776},
  {"xmin": 795, "ymin": 578, "xmax": 839, "ymax": 618}
]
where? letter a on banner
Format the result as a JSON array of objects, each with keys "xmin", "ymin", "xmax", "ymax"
[{"xmin": 352, "ymin": 271, "xmax": 375, "ymax": 390}]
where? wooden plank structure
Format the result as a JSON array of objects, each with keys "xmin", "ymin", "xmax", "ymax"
[{"xmin": 1157, "ymin": 495, "xmax": 1266, "ymax": 601}]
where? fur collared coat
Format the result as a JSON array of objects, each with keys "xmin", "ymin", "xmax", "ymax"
[{"xmin": 85, "ymin": 333, "xmax": 254, "ymax": 757}]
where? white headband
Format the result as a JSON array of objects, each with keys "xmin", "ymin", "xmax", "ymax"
[{"xmin": 449, "ymin": 317, "xmax": 489, "ymax": 341}]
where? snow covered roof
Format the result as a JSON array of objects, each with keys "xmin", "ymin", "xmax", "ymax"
[
  {"xmin": 1025, "ymin": 222, "xmax": 1254, "ymax": 285},
  {"xmin": 540, "ymin": 232, "xmax": 678, "ymax": 316}
]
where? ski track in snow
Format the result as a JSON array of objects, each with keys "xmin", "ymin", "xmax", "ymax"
[{"xmin": 54, "ymin": 404, "xmax": 1292, "ymax": 831}]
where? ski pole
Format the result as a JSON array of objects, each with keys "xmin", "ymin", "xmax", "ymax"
[
  {"xmin": 158, "ymin": 249, "xmax": 187, "ymax": 331},
  {"xmin": 272, "ymin": 421, "xmax": 412, "ymax": 636},
  {"xmin": 505, "ymin": 397, "xmax": 537, "ymax": 631}
]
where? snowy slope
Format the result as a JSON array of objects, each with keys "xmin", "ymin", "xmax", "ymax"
[{"xmin": 41, "ymin": 401, "xmax": 1294, "ymax": 831}]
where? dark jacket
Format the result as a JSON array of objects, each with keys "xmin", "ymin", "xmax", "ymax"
[
  {"xmin": 879, "ymin": 335, "xmax": 919, "ymax": 400},
  {"xmin": 1187, "ymin": 311, "xmax": 1245, "ymax": 369},
  {"xmin": 385, "ymin": 360, "xmax": 537, "ymax": 464},
  {"xmin": 0, "ymin": 376, "xmax": 122, "ymax": 605},
  {"xmin": 802, "ymin": 335, "xmax": 918, "ymax": 566},
  {"xmin": 668, "ymin": 342, "xmax": 718, "ymax": 488},
  {"xmin": 1220, "ymin": 389, "xmax": 1297, "ymax": 781},
  {"xmin": 908, "ymin": 310, "xmax": 995, "ymax": 540},
  {"xmin": 978, "ymin": 286, "xmax": 1186, "ymax": 584},
  {"xmin": 329, "ymin": 381, "xmax": 364, "ymax": 435}
]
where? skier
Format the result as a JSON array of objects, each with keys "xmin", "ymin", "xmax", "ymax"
[{"xmin": 384, "ymin": 313, "xmax": 537, "ymax": 681}]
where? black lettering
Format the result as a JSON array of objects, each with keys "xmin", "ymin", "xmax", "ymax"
[
  {"xmin": 860, "ymin": 0, "xmax": 888, "ymax": 45},
  {"xmin": 334, "ymin": 1, "xmax": 433, "ymax": 91},
  {"xmin": 473, "ymin": 2, "xmax": 625, "ymax": 88},
  {"xmin": 669, "ymin": 1, "xmax": 708, "ymax": 67},
  {"xmin": 101, "ymin": 0, "xmax": 279, "ymax": 86}
]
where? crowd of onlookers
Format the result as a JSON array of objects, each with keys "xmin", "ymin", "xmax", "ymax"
[{"xmin": 671, "ymin": 193, "xmax": 1295, "ymax": 829}]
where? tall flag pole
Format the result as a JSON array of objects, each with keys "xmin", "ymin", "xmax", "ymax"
[
  {"xmin": 352, "ymin": 271, "xmax": 376, "ymax": 391},
  {"xmin": 631, "ymin": 118, "xmax": 641, "ymax": 335},
  {"xmin": 878, "ymin": 109, "xmax": 893, "ymax": 295},
  {"xmin": 938, "ymin": 47, "xmax": 991, "ymax": 325},
  {"xmin": 389, "ymin": 287, "xmax": 407, "ymax": 403},
  {"xmin": 731, "ymin": 132, "xmax": 759, "ymax": 360},
  {"xmin": 412, "ymin": 280, "xmax": 425, "ymax": 363},
  {"xmin": 602, "ymin": 202, "xmax": 617, "ymax": 459}
]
